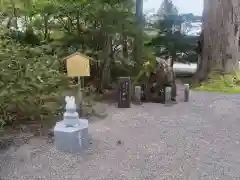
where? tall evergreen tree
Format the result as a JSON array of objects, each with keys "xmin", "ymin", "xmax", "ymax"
[{"xmin": 148, "ymin": 0, "xmax": 199, "ymax": 66}]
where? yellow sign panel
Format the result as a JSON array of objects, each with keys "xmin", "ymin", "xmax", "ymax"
[{"xmin": 64, "ymin": 52, "xmax": 90, "ymax": 77}]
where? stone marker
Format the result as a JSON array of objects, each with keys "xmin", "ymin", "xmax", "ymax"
[
  {"xmin": 184, "ymin": 84, "xmax": 190, "ymax": 102},
  {"xmin": 134, "ymin": 86, "xmax": 142, "ymax": 104},
  {"xmin": 54, "ymin": 96, "xmax": 89, "ymax": 153},
  {"xmin": 165, "ymin": 86, "xmax": 172, "ymax": 104},
  {"xmin": 117, "ymin": 77, "xmax": 131, "ymax": 108}
]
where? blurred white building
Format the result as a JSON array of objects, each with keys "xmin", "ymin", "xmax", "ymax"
[{"xmin": 181, "ymin": 21, "xmax": 202, "ymax": 36}]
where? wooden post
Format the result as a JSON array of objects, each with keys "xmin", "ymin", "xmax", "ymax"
[
  {"xmin": 77, "ymin": 77, "xmax": 82, "ymax": 104},
  {"xmin": 76, "ymin": 76, "xmax": 82, "ymax": 116}
]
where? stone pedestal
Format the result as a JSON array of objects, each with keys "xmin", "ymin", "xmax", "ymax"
[
  {"xmin": 62, "ymin": 111, "xmax": 81, "ymax": 126},
  {"xmin": 54, "ymin": 119, "xmax": 89, "ymax": 153}
]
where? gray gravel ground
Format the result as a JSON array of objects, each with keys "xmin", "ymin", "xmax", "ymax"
[{"xmin": 1, "ymin": 90, "xmax": 240, "ymax": 180}]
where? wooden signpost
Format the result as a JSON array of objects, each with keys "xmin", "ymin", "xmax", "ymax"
[
  {"xmin": 64, "ymin": 52, "xmax": 90, "ymax": 113},
  {"xmin": 65, "ymin": 52, "xmax": 90, "ymax": 77}
]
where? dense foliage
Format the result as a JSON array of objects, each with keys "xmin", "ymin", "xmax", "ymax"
[
  {"xmin": 0, "ymin": 0, "xmax": 202, "ymax": 128},
  {"xmin": 0, "ymin": 0, "xmax": 141, "ymax": 128},
  {"xmin": 147, "ymin": 0, "xmax": 200, "ymax": 65},
  {"xmin": 0, "ymin": 27, "xmax": 68, "ymax": 128}
]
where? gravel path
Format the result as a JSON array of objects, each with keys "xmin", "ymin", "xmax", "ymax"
[{"xmin": 1, "ymin": 91, "xmax": 240, "ymax": 180}]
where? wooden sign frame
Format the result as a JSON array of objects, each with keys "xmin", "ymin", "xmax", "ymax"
[{"xmin": 64, "ymin": 52, "xmax": 90, "ymax": 77}]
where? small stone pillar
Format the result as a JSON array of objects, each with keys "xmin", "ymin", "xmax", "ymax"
[
  {"xmin": 184, "ymin": 84, "xmax": 190, "ymax": 102},
  {"xmin": 54, "ymin": 96, "xmax": 89, "ymax": 153},
  {"xmin": 165, "ymin": 86, "xmax": 172, "ymax": 104},
  {"xmin": 134, "ymin": 86, "xmax": 142, "ymax": 104}
]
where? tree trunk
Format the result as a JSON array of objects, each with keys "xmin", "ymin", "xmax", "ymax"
[
  {"xmin": 196, "ymin": 0, "xmax": 240, "ymax": 80},
  {"xmin": 122, "ymin": 34, "xmax": 128, "ymax": 58},
  {"xmin": 133, "ymin": 0, "xmax": 143, "ymax": 68},
  {"xmin": 10, "ymin": 0, "xmax": 18, "ymax": 31},
  {"xmin": 171, "ymin": 51, "xmax": 176, "ymax": 67},
  {"xmin": 76, "ymin": 10, "xmax": 81, "ymax": 36},
  {"xmin": 101, "ymin": 35, "xmax": 112, "ymax": 89}
]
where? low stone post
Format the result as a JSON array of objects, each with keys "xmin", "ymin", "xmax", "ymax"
[
  {"xmin": 134, "ymin": 85, "xmax": 142, "ymax": 104},
  {"xmin": 184, "ymin": 84, "xmax": 190, "ymax": 102},
  {"xmin": 165, "ymin": 86, "xmax": 172, "ymax": 104}
]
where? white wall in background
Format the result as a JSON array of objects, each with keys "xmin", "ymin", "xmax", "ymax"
[{"xmin": 173, "ymin": 62, "xmax": 197, "ymax": 75}]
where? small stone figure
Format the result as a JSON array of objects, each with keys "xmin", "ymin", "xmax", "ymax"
[
  {"xmin": 63, "ymin": 96, "xmax": 80, "ymax": 127},
  {"xmin": 65, "ymin": 96, "xmax": 76, "ymax": 112}
]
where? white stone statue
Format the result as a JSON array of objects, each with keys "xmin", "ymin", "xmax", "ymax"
[
  {"xmin": 65, "ymin": 96, "xmax": 76, "ymax": 111},
  {"xmin": 63, "ymin": 96, "xmax": 80, "ymax": 126}
]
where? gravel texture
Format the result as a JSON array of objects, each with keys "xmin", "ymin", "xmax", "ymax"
[{"xmin": 1, "ymin": 90, "xmax": 240, "ymax": 180}]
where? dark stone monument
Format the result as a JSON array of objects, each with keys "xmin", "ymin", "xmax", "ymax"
[{"xmin": 117, "ymin": 77, "xmax": 131, "ymax": 108}]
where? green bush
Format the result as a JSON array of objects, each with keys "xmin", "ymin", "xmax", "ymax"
[{"xmin": 0, "ymin": 33, "xmax": 68, "ymax": 128}]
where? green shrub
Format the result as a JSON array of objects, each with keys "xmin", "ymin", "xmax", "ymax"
[{"xmin": 0, "ymin": 33, "xmax": 68, "ymax": 128}]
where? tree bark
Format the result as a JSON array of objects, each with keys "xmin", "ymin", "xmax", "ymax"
[
  {"xmin": 133, "ymin": 0, "xmax": 143, "ymax": 68},
  {"xmin": 122, "ymin": 34, "xmax": 128, "ymax": 58},
  {"xmin": 196, "ymin": 0, "xmax": 240, "ymax": 80},
  {"xmin": 101, "ymin": 35, "xmax": 112, "ymax": 89}
]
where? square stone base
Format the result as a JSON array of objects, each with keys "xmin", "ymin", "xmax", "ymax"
[{"xmin": 53, "ymin": 119, "xmax": 89, "ymax": 153}]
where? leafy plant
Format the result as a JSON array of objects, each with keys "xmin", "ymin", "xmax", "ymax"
[{"xmin": 0, "ymin": 28, "xmax": 68, "ymax": 127}]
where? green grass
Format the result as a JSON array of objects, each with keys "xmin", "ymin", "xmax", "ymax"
[{"xmin": 194, "ymin": 73, "xmax": 240, "ymax": 94}]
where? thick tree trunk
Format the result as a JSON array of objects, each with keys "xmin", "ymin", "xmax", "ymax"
[{"xmin": 196, "ymin": 0, "xmax": 240, "ymax": 80}]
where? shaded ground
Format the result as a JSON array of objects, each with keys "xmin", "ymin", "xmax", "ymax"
[{"xmin": 1, "ymin": 89, "xmax": 240, "ymax": 180}]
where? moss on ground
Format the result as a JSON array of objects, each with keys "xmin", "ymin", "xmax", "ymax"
[{"xmin": 193, "ymin": 72, "xmax": 240, "ymax": 94}]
